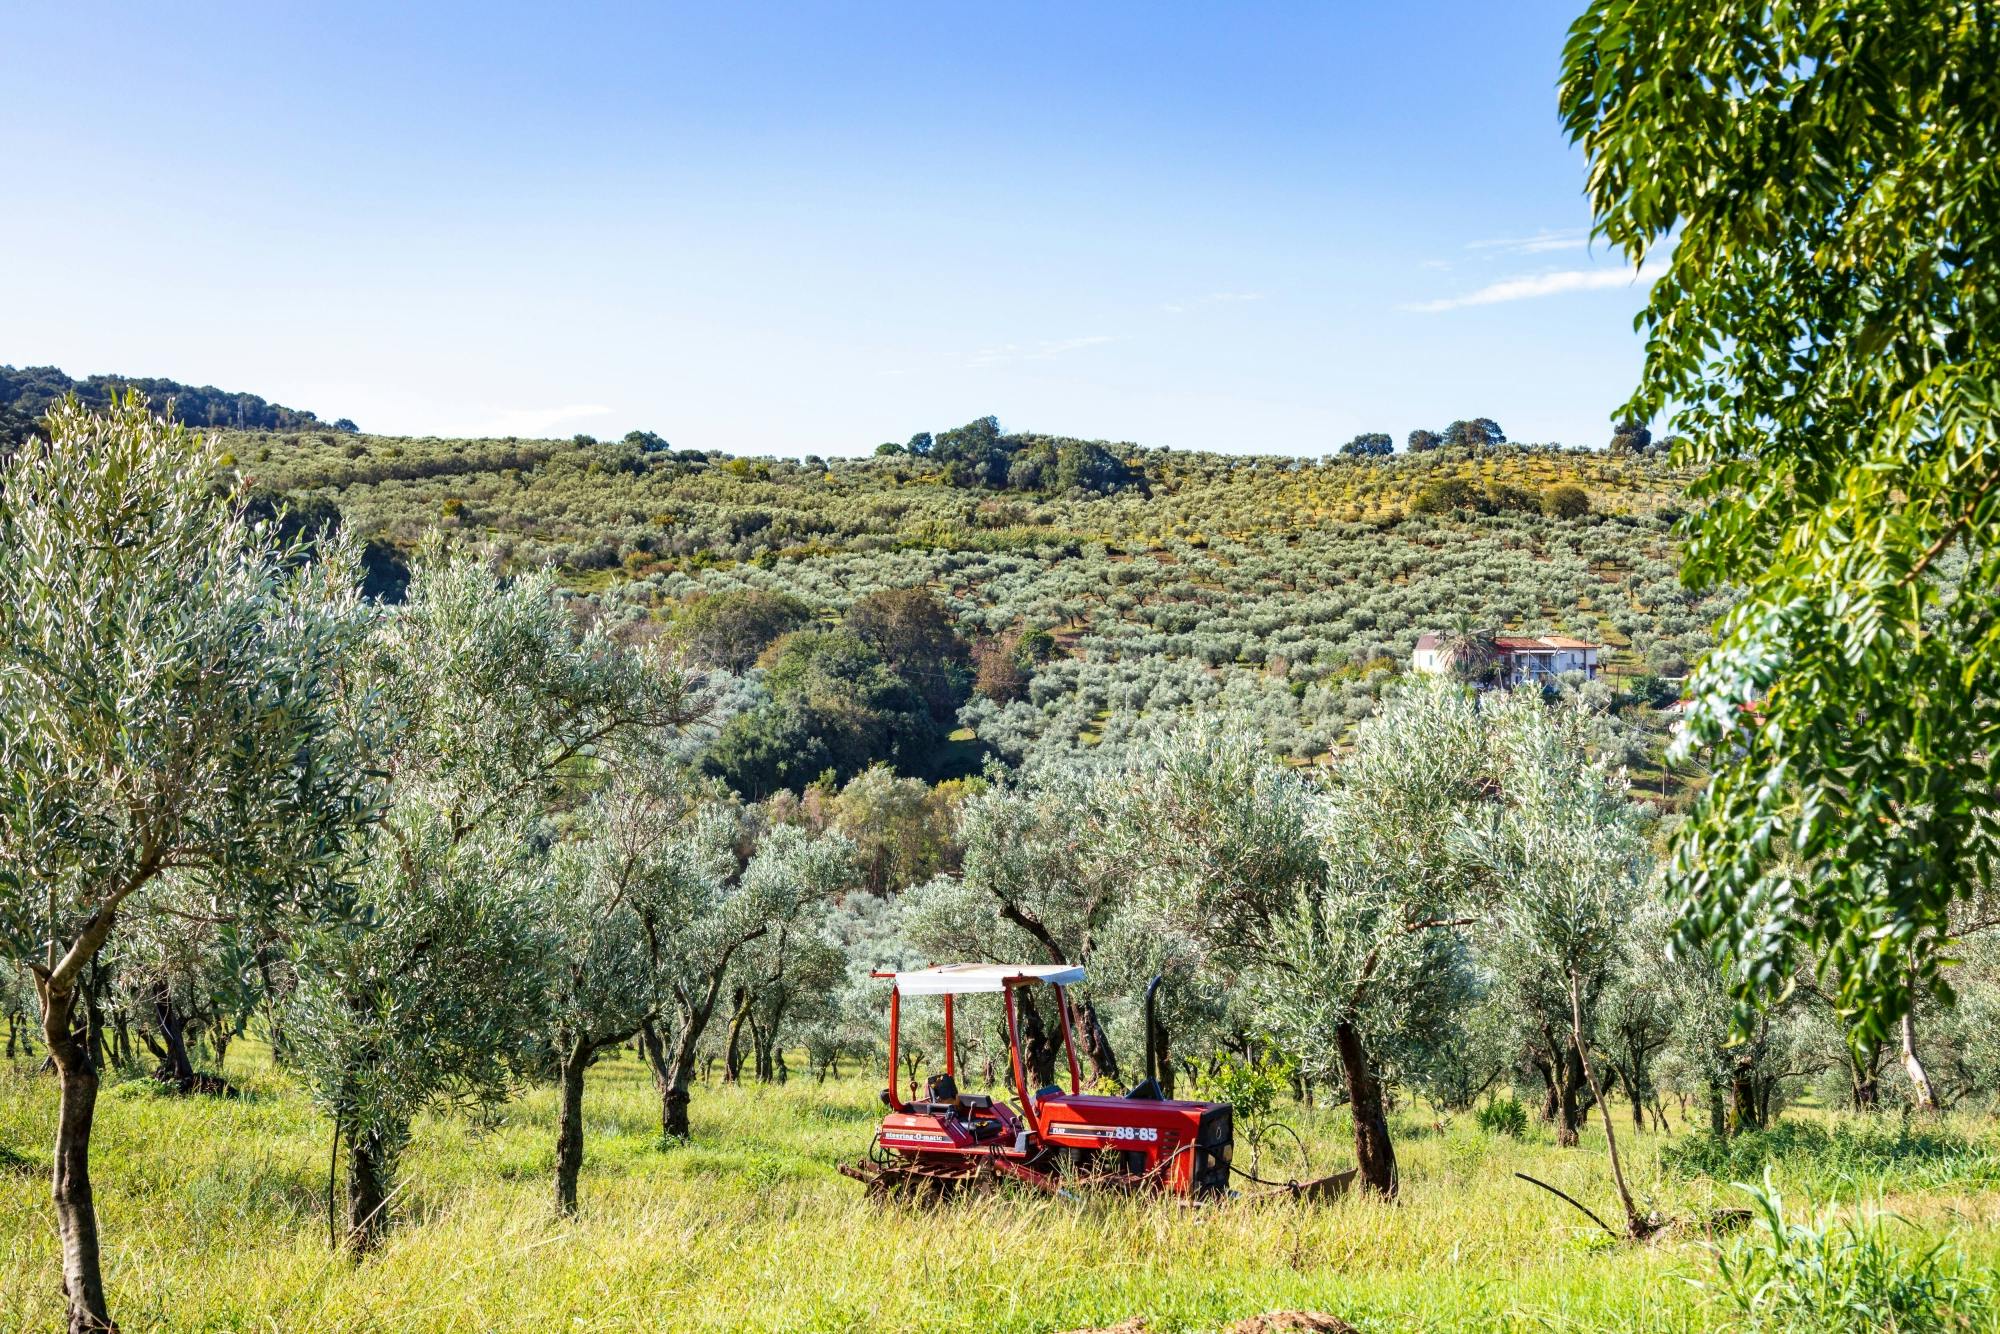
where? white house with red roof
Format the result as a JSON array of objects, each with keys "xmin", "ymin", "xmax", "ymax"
[{"xmin": 1413, "ymin": 633, "xmax": 1602, "ymax": 687}]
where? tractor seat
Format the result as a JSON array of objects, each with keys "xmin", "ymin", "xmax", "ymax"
[
  {"xmin": 905, "ymin": 1072, "xmax": 962, "ymax": 1119},
  {"xmin": 957, "ymin": 1093, "xmax": 992, "ymax": 1112}
]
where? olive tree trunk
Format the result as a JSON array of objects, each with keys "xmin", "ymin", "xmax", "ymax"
[
  {"xmin": 641, "ymin": 1019, "xmax": 704, "ymax": 1141},
  {"xmin": 1075, "ymin": 998, "xmax": 1120, "ymax": 1085},
  {"xmin": 1334, "ymin": 1019, "xmax": 1396, "ymax": 1198},
  {"xmin": 1016, "ymin": 991, "xmax": 1059, "ymax": 1089},
  {"xmin": 554, "ymin": 1045, "xmax": 590, "ymax": 1215},
  {"xmin": 722, "ymin": 988, "xmax": 749, "ymax": 1084},
  {"xmin": 344, "ymin": 1126, "xmax": 393, "ymax": 1254},
  {"xmin": 41, "ymin": 980, "xmax": 115, "ymax": 1333},
  {"xmin": 148, "ymin": 980, "xmax": 196, "ymax": 1093}
]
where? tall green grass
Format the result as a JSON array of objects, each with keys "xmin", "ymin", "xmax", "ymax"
[
  {"xmin": 1708, "ymin": 1173, "xmax": 1992, "ymax": 1332},
  {"xmin": 1, "ymin": 1048, "xmax": 1995, "ymax": 1331},
  {"xmin": 1661, "ymin": 1120, "xmax": 2000, "ymax": 1194}
]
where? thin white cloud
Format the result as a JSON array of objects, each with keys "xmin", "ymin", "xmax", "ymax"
[
  {"xmin": 967, "ymin": 335, "xmax": 1117, "ymax": 367},
  {"xmin": 1467, "ymin": 228, "xmax": 1591, "ymax": 255},
  {"xmin": 467, "ymin": 403, "xmax": 613, "ymax": 436},
  {"xmin": 1404, "ymin": 260, "xmax": 1669, "ymax": 314}
]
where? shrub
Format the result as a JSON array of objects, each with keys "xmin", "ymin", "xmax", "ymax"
[
  {"xmin": 1544, "ymin": 484, "xmax": 1591, "ymax": 518},
  {"xmin": 1475, "ymin": 1096, "xmax": 1528, "ymax": 1138},
  {"xmin": 1410, "ymin": 477, "xmax": 1476, "ymax": 514}
]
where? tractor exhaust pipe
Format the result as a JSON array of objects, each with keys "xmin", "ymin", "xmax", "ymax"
[{"xmin": 1144, "ymin": 973, "xmax": 1163, "ymax": 1089}]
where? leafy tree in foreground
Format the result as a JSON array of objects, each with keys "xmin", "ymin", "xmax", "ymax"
[
  {"xmin": 1562, "ymin": 0, "xmax": 2000, "ymax": 1037},
  {"xmin": 0, "ymin": 397, "xmax": 376, "ymax": 1333}
]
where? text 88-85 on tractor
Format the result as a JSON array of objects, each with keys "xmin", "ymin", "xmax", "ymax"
[{"xmin": 837, "ymin": 962, "xmax": 1353, "ymax": 1203}]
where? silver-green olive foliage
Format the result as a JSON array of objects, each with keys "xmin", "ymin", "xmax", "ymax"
[
  {"xmin": 284, "ymin": 544, "xmax": 692, "ymax": 1243},
  {"xmin": 0, "ymin": 396, "xmax": 379, "ymax": 1331},
  {"xmin": 1562, "ymin": 2, "xmax": 2000, "ymax": 1036}
]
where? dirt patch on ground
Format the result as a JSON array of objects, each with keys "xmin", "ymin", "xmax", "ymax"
[
  {"xmin": 1061, "ymin": 1314, "xmax": 1358, "ymax": 1334},
  {"xmin": 1228, "ymin": 1315, "xmax": 1359, "ymax": 1334}
]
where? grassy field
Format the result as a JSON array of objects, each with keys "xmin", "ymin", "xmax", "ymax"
[{"xmin": 1, "ymin": 1045, "xmax": 1996, "ymax": 1332}]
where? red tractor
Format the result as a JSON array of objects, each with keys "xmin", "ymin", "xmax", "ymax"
[{"xmin": 838, "ymin": 962, "xmax": 1351, "ymax": 1202}]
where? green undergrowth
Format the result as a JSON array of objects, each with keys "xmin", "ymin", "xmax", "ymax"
[
  {"xmin": 1661, "ymin": 1119, "xmax": 2000, "ymax": 1193},
  {"xmin": 2, "ymin": 1048, "xmax": 1996, "ymax": 1331}
]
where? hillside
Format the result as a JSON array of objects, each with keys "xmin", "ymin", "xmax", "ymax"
[
  {"xmin": 0, "ymin": 364, "xmax": 356, "ymax": 439},
  {"xmin": 220, "ymin": 420, "xmax": 1717, "ymax": 778}
]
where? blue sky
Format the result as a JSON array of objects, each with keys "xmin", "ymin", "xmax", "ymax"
[{"xmin": 1, "ymin": 2, "xmax": 1660, "ymax": 456}]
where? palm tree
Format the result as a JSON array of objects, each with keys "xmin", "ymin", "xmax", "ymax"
[{"xmin": 1436, "ymin": 613, "xmax": 1498, "ymax": 684}]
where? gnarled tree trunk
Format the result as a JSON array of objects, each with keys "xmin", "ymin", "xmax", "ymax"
[
  {"xmin": 554, "ymin": 1044, "xmax": 590, "ymax": 1215},
  {"xmin": 641, "ymin": 1018, "xmax": 703, "ymax": 1141},
  {"xmin": 1016, "ymin": 991, "xmax": 1059, "ymax": 1089},
  {"xmin": 1074, "ymin": 998, "xmax": 1119, "ymax": 1085},
  {"xmin": 722, "ymin": 988, "xmax": 749, "ymax": 1084},
  {"xmin": 1335, "ymin": 1019, "xmax": 1396, "ymax": 1198},
  {"xmin": 41, "ymin": 978, "xmax": 115, "ymax": 1334},
  {"xmin": 148, "ymin": 980, "xmax": 197, "ymax": 1093},
  {"xmin": 1539, "ymin": 1024, "xmax": 1587, "ymax": 1146}
]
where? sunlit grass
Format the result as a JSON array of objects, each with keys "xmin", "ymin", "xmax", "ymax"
[{"xmin": 1, "ymin": 1045, "xmax": 1995, "ymax": 1331}]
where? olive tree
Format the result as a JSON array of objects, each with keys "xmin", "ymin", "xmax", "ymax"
[
  {"xmin": 288, "ymin": 811, "xmax": 552, "ymax": 1244},
  {"xmin": 1111, "ymin": 702, "xmax": 1485, "ymax": 1199},
  {"xmin": 722, "ymin": 913, "xmax": 843, "ymax": 1085},
  {"xmin": 1256, "ymin": 685, "xmax": 1488, "ymax": 1196},
  {"xmin": 0, "ymin": 398, "xmax": 377, "ymax": 1332},
  {"xmin": 909, "ymin": 771, "xmax": 1129, "ymax": 1081},
  {"xmin": 638, "ymin": 816, "xmax": 854, "ymax": 1138},
  {"xmin": 541, "ymin": 770, "xmax": 706, "ymax": 1213},
  {"xmin": 286, "ymin": 547, "xmax": 692, "ymax": 1251},
  {"xmin": 1462, "ymin": 692, "xmax": 1652, "ymax": 1232}
]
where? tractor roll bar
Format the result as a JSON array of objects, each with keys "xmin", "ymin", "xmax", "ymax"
[{"xmin": 873, "ymin": 966, "xmax": 1084, "ymax": 1126}]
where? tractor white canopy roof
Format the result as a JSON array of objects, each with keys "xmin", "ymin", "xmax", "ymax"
[{"xmin": 892, "ymin": 963, "xmax": 1084, "ymax": 995}]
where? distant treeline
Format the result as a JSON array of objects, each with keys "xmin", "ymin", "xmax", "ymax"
[
  {"xmin": 876, "ymin": 416, "xmax": 1145, "ymax": 496},
  {"xmin": 0, "ymin": 365, "xmax": 356, "ymax": 444}
]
